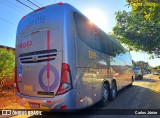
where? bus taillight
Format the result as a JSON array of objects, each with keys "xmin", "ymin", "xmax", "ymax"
[
  {"xmin": 21, "ymin": 16, "xmax": 25, "ymax": 20},
  {"xmin": 56, "ymin": 63, "xmax": 72, "ymax": 95},
  {"xmin": 60, "ymin": 105, "xmax": 67, "ymax": 110},
  {"xmin": 58, "ymin": 2, "xmax": 63, "ymax": 5},
  {"xmin": 34, "ymin": 7, "xmax": 45, "ymax": 12},
  {"xmin": 14, "ymin": 67, "xmax": 20, "ymax": 92}
]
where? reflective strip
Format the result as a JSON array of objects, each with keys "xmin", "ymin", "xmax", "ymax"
[{"xmin": 78, "ymin": 97, "xmax": 84, "ymax": 103}]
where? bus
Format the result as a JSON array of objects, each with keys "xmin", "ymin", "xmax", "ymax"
[
  {"xmin": 15, "ymin": 3, "xmax": 134, "ymax": 111},
  {"xmin": 134, "ymin": 66, "xmax": 143, "ymax": 80}
]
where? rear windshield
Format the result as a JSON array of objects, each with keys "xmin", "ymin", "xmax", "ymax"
[{"xmin": 134, "ymin": 68, "xmax": 140, "ymax": 70}]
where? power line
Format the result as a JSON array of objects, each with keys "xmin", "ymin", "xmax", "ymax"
[
  {"xmin": 0, "ymin": 17, "xmax": 16, "ymax": 26},
  {"xmin": 7, "ymin": 0, "xmax": 30, "ymax": 13},
  {"xmin": 27, "ymin": 0, "xmax": 40, "ymax": 8},
  {"xmin": 32, "ymin": 0, "xmax": 42, "ymax": 7},
  {"xmin": 16, "ymin": 0, "xmax": 35, "ymax": 10},
  {"xmin": 0, "ymin": 0, "xmax": 25, "ymax": 14}
]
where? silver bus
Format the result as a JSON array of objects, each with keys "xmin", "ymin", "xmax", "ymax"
[{"xmin": 15, "ymin": 3, "xmax": 134, "ymax": 111}]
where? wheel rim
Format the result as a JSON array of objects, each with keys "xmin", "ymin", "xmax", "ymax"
[
  {"xmin": 111, "ymin": 89, "xmax": 116, "ymax": 98},
  {"xmin": 111, "ymin": 83, "xmax": 117, "ymax": 98},
  {"xmin": 102, "ymin": 85, "xmax": 108, "ymax": 101}
]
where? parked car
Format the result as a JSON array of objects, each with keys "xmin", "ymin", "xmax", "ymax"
[
  {"xmin": 154, "ymin": 70, "xmax": 160, "ymax": 75},
  {"xmin": 144, "ymin": 70, "xmax": 151, "ymax": 74}
]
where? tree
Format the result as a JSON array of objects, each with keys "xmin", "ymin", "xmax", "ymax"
[
  {"xmin": 126, "ymin": 0, "xmax": 160, "ymax": 22},
  {"xmin": 113, "ymin": 10, "xmax": 160, "ymax": 57},
  {"xmin": 134, "ymin": 61, "xmax": 152, "ymax": 71},
  {"xmin": 154, "ymin": 65, "xmax": 160, "ymax": 70},
  {"xmin": 0, "ymin": 48, "xmax": 15, "ymax": 92},
  {"xmin": 136, "ymin": 61, "xmax": 149, "ymax": 67}
]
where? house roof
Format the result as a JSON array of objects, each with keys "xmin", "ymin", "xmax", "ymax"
[{"xmin": 0, "ymin": 45, "xmax": 15, "ymax": 50}]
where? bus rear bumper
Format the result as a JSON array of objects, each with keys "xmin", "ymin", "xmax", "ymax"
[{"xmin": 16, "ymin": 89, "xmax": 76, "ymax": 111}]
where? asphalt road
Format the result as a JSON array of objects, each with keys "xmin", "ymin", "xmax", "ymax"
[{"xmin": 6, "ymin": 74, "xmax": 160, "ymax": 118}]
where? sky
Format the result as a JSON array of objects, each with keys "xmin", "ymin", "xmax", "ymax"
[{"xmin": 0, "ymin": 0, "xmax": 159, "ymax": 67}]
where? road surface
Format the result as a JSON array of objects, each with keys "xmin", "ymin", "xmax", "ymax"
[{"xmin": 3, "ymin": 74, "xmax": 160, "ymax": 118}]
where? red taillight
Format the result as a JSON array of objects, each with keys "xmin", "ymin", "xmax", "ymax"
[
  {"xmin": 21, "ymin": 16, "xmax": 25, "ymax": 20},
  {"xmin": 34, "ymin": 7, "xmax": 45, "ymax": 12},
  {"xmin": 56, "ymin": 63, "xmax": 72, "ymax": 96},
  {"xmin": 58, "ymin": 2, "xmax": 63, "ymax": 5},
  {"xmin": 60, "ymin": 105, "xmax": 67, "ymax": 110},
  {"xmin": 14, "ymin": 67, "xmax": 20, "ymax": 92},
  {"xmin": 47, "ymin": 100, "xmax": 51, "ymax": 103}
]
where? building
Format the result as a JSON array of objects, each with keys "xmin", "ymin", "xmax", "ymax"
[{"xmin": 0, "ymin": 45, "xmax": 15, "ymax": 51}]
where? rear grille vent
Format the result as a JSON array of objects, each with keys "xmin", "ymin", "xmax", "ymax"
[
  {"xmin": 19, "ymin": 49, "xmax": 57, "ymax": 64},
  {"xmin": 37, "ymin": 91, "xmax": 54, "ymax": 96}
]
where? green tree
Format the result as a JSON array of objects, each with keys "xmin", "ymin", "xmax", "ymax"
[
  {"xmin": 113, "ymin": 10, "xmax": 160, "ymax": 57},
  {"xmin": 126, "ymin": 0, "xmax": 160, "ymax": 22},
  {"xmin": 0, "ymin": 48, "xmax": 15, "ymax": 92},
  {"xmin": 136, "ymin": 61, "xmax": 149, "ymax": 67},
  {"xmin": 155, "ymin": 65, "xmax": 160, "ymax": 70}
]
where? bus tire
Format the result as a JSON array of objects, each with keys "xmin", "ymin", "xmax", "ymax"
[
  {"xmin": 99, "ymin": 83, "xmax": 110, "ymax": 107},
  {"xmin": 129, "ymin": 76, "xmax": 134, "ymax": 87},
  {"xmin": 137, "ymin": 75, "xmax": 141, "ymax": 80},
  {"xmin": 110, "ymin": 81, "xmax": 117, "ymax": 100}
]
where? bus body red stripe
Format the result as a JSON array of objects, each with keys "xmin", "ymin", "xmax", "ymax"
[
  {"xmin": 47, "ymin": 30, "xmax": 50, "ymax": 50},
  {"xmin": 47, "ymin": 30, "xmax": 50, "ymax": 87}
]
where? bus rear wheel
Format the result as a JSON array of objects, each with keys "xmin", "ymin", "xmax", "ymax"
[
  {"xmin": 99, "ymin": 83, "xmax": 110, "ymax": 107},
  {"xmin": 129, "ymin": 76, "xmax": 134, "ymax": 87}
]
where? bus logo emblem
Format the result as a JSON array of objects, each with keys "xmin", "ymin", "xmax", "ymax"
[{"xmin": 33, "ymin": 56, "xmax": 37, "ymax": 61}]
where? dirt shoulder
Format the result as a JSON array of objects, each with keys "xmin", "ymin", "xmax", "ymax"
[
  {"xmin": 0, "ymin": 90, "xmax": 23, "ymax": 109},
  {"xmin": 139, "ymin": 74, "xmax": 160, "ymax": 93}
]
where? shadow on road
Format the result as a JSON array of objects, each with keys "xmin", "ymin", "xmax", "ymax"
[
  {"xmin": 135, "ymin": 77, "xmax": 157, "ymax": 82},
  {"xmin": 28, "ymin": 80, "xmax": 160, "ymax": 118},
  {"xmin": 28, "ymin": 86, "xmax": 135, "ymax": 118}
]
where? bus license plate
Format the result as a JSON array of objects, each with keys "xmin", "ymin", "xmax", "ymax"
[{"xmin": 29, "ymin": 102, "xmax": 40, "ymax": 108}]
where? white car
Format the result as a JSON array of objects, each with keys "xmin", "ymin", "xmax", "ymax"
[{"xmin": 154, "ymin": 71, "xmax": 160, "ymax": 75}]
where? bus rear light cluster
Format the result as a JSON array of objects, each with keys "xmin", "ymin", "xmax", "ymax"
[{"xmin": 56, "ymin": 63, "xmax": 72, "ymax": 95}]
